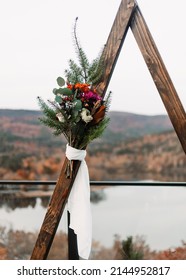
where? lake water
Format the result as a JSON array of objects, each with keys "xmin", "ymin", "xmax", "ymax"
[{"xmin": 1, "ymin": 185, "xmax": 186, "ymax": 251}]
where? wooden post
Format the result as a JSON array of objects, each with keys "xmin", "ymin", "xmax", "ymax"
[
  {"xmin": 30, "ymin": 159, "xmax": 81, "ymax": 259},
  {"xmin": 96, "ymin": 0, "xmax": 136, "ymax": 96},
  {"xmin": 130, "ymin": 4, "xmax": 186, "ymax": 153}
]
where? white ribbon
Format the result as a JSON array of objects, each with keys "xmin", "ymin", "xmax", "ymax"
[{"xmin": 66, "ymin": 144, "xmax": 92, "ymax": 259}]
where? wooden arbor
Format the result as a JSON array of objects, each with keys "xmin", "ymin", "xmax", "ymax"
[{"xmin": 31, "ymin": 0, "xmax": 186, "ymax": 260}]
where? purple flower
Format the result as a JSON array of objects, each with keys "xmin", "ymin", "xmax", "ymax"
[{"xmin": 83, "ymin": 91, "xmax": 102, "ymax": 101}]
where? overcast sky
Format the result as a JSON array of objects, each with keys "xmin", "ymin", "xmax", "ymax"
[{"xmin": 0, "ymin": 0, "xmax": 186, "ymax": 115}]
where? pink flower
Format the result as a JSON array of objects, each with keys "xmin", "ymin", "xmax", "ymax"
[{"xmin": 83, "ymin": 91, "xmax": 102, "ymax": 101}]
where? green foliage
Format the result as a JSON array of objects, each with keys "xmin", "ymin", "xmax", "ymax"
[
  {"xmin": 87, "ymin": 52, "xmax": 105, "ymax": 85},
  {"xmin": 38, "ymin": 91, "xmax": 110, "ymax": 148},
  {"xmin": 65, "ymin": 18, "xmax": 104, "ymax": 85},
  {"xmin": 79, "ymin": 117, "xmax": 110, "ymax": 149},
  {"xmin": 60, "ymin": 88, "xmax": 73, "ymax": 96},
  {"xmin": 121, "ymin": 236, "xmax": 144, "ymax": 260},
  {"xmin": 65, "ymin": 59, "xmax": 83, "ymax": 84},
  {"xmin": 37, "ymin": 97, "xmax": 68, "ymax": 138},
  {"xmin": 37, "ymin": 18, "xmax": 109, "ymax": 149},
  {"xmin": 55, "ymin": 95, "xmax": 62, "ymax": 103},
  {"xmin": 104, "ymin": 91, "xmax": 112, "ymax": 113},
  {"xmin": 73, "ymin": 99, "xmax": 82, "ymax": 111},
  {"xmin": 57, "ymin": 77, "xmax": 65, "ymax": 87}
]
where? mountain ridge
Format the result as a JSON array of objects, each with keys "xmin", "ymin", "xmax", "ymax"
[
  {"xmin": 0, "ymin": 108, "xmax": 174, "ymax": 140},
  {"xmin": 0, "ymin": 108, "xmax": 185, "ymax": 182}
]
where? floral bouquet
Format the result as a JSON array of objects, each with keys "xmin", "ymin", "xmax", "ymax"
[
  {"xmin": 38, "ymin": 78, "xmax": 110, "ymax": 177},
  {"xmin": 38, "ymin": 18, "xmax": 111, "ymax": 173},
  {"xmin": 37, "ymin": 19, "xmax": 111, "ymax": 259},
  {"xmin": 38, "ymin": 78, "xmax": 110, "ymax": 150}
]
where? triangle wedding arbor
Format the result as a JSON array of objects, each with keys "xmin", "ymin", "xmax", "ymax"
[{"xmin": 31, "ymin": 0, "xmax": 186, "ymax": 259}]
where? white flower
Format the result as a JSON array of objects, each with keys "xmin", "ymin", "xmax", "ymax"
[
  {"xmin": 56, "ymin": 112, "xmax": 65, "ymax": 123},
  {"xmin": 80, "ymin": 108, "xmax": 93, "ymax": 123}
]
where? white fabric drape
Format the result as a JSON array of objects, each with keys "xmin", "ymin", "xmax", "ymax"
[{"xmin": 66, "ymin": 144, "xmax": 92, "ymax": 259}]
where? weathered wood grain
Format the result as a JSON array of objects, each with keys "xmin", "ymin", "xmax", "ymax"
[
  {"xmin": 30, "ymin": 158, "xmax": 81, "ymax": 259},
  {"xmin": 96, "ymin": 0, "xmax": 136, "ymax": 97},
  {"xmin": 130, "ymin": 5, "xmax": 186, "ymax": 153}
]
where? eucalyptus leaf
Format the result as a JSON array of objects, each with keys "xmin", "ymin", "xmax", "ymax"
[
  {"xmin": 53, "ymin": 88, "xmax": 58, "ymax": 94},
  {"xmin": 55, "ymin": 88, "xmax": 64, "ymax": 95},
  {"xmin": 55, "ymin": 95, "xmax": 62, "ymax": 103},
  {"xmin": 57, "ymin": 77, "xmax": 65, "ymax": 87},
  {"xmin": 75, "ymin": 115, "xmax": 81, "ymax": 123},
  {"xmin": 73, "ymin": 99, "xmax": 82, "ymax": 111},
  {"xmin": 72, "ymin": 110, "xmax": 79, "ymax": 118},
  {"xmin": 61, "ymin": 88, "xmax": 73, "ymax": 96}
]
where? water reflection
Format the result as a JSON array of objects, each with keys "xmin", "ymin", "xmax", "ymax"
[
  {"xmin": 0, "ymin": 192, "xmax": 49, "ymax": 210},
  {"xmin": 1, "ymin": 185, "xmax": 186, "ymax": 252},
  {"xmin": 0, "ymin": 187, "xmax": 105, "ymax": 211}
]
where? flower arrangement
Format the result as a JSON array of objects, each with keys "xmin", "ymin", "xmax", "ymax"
[
  {"xmin": 36, "ymin": 19, "xmax": 110, "ymax": 258},
  {"xmin": 38, "ymin": 18, "xmax": 111, "ymax": 153},
  {"xmin": 38, "ymin": 78, "xmax": 110, "ymax": 150}
]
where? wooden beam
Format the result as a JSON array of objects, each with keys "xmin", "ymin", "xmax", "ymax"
[
  {"xmin": 96, "ymin": 0, "xmax": 136, "ymax": 97},
  {"xmin": 130, "ymin": 4, "xmax": 186, "ymax": 153},
  {"xmin": 30, "ymin": 159, "xmax": 81, "ymax": 259}
]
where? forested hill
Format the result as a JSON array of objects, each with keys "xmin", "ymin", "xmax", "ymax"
[
  {"xmin": 0, "ymin": 109, "xmax": 173, "ymax": 143},
  {"xmin": 1, "ymin": 109, "xmax": 185, "ymax": 182}
]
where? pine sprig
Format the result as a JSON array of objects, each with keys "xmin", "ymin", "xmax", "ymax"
[
  {"xmin": 39, "ymin": 117, "xmax": 61, "ymax": 133},
  {"xmin": 88, "ymin": 51, "xmax": 105, "ymax": 85},
  {"xmin": 79, "ymin": 117, "xmax": 110, "ymax": 149},
  {"xmin": 37, "ymin": 97, "xmax": 57, "ymax": 121},
  {"xmin": 104, "ymin": 91, "xmax": 112, "ymax": 113},
  {"xmin": 38, "ymin": 97, "xmax": 67, "ymax": 138},
  {"xmin": 65, "ymin": 18, "xmax": 105, "ymax": 86},
  {"xmin": 65, "ymin": 59, "xmax": 83, "ymax": 84},
  {"xmin": 73, "ymin": 17, "xmax": 89, "ymax": 82}
]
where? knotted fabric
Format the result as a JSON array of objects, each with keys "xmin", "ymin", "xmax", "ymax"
[{"xmin": 66, "ymin": 144, "xmax": 92, "ymax": 259}]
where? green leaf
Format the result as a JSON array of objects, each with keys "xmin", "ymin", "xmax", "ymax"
[
  {"xmin": 73, "ymin": 99, "xmax": 82, "ymax": 111},
  {"xmin": 72, "ymin": 110, "xmax": 79, "ymax": 118},
  {"xmin": 53, "ymin": 88, "xmax": 58, "ymax": 94},
  {"xmin": 55, "ymin": 88, "xmax": 64, "ymax": 95},
  {"xmin": 55, "ymin": 95, "xmax": 62, "ymax": 103},
  {"xmin": 75, "ymin": 115, "xmax": 81, "ymax": 122},
  {"xmin": 57, "ymin": 77, "xmax": 65, "ymax": 87},
  {"xmin": 61, "ymin": 88, "xmax": 73, "ymax": 96}
]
